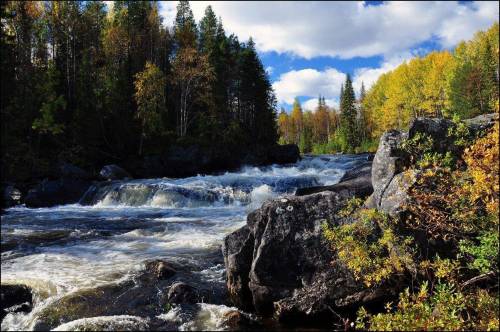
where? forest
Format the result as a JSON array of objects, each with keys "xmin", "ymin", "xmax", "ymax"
[
  {"xmin": 1, "ymin": 1, "xmax": 278, "ymax": 183},
  {"xmin": 278, "ymin": 23, "xmax": 499, "ymax": 154}
]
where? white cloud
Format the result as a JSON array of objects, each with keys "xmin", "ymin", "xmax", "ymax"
[
  {"xmin": 352, "ymin": 51, "xmax": 414, "ymax": 93},
  {"xmin": 160, "ymin": 1, "xmax": 499, "ymax": 59},
  {"xmin": 438, "ymin": 1, "xmax": 499, "ymax": 48},
  {"xmin": 303, "ymin": 98, "xmax": 339, "ymax": 112},
  {"xmin": 272, "ymin": 68, "xmax": 345, "ymax": 105},
  {"xmin": 265, "ymin": 66, "xmax": 274, "ymax": 75}
]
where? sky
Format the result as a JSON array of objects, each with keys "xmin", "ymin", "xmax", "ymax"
[{"xmin": 156, "ymin": 1, "xmax": 499, "ymax": 112}]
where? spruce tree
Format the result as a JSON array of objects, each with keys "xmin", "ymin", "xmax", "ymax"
[{"xmin": 340, "ymin": 74, "xmax": 358, "ymax": 152}]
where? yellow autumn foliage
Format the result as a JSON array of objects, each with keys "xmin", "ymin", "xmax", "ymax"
[{"xmin": 463, "ymin": 121, "xmax": 499, "ymax": 215}]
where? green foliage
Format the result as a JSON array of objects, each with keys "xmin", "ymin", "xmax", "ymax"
[
  {"xmin": 416, "ymin": 151, "xmax": 455, "ymax": 170},
  {"xmin": 32, "ymin": 95, "xmax": 66, "ymax": 135},
  {"xmin": 399, "ymin": 132, "xmax": 434, "ymax": 162},
  {"xmin": 1, "ymin": 0, "xmax": 279, "ymax": 182},
  {"xmin": 338, "ymin": 197, "xmax": 364, "ymax": 218},
  {"xmin": 357, "ymin": 283, "xmax": 499, "ymax": 331},
  {"xmin": 459, "ymin": 232, "xmax": 499, "ymax": 274},
  {"xmin": 447, "ymin": 114, "xmax": 472, "ymax": 147},
  {"xmin": 356, "ymin": 282, "xmax": 467, "ymax": 331},
  {"xmin": 323, "ymin": 208, "xmax": 415, "ymax": 287}
]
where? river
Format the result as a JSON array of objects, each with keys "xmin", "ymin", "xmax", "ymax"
[{"xmin": 1, "ymin": 154, "xmax": 368, "ymax": 331}]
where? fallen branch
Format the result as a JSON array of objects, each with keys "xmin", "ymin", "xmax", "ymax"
[{"xmin": 460, "ymin": 271, "xmax": 497, "ymax": 289}]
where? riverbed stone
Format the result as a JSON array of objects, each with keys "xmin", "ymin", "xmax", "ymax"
[
  {"xmin": 167, "ymin": 282, "xmax": 199, "ymax": 305},
  {"xmin": 1, "ymin": 284, "xmax": 33, "ymax": 321},
  {"xmin": 1, "ymin": 185, "xmax": 22, "ymax": 208},
  {"xmin": 99, "ymin": 164, "xmax": 131, "ymax": 180},
  {"xmin": 145, "ymin": 260, "xmax": 177, "ymax": 280},
  {"xmin": 24, "ymin": 178, "xmax": 91, "ymax": 208}
]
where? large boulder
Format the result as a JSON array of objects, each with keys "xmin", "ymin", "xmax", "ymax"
[
  {"xmin": 222, "ymin": 190, "xmax": 398, "ymax": 321},
  {"xmin": 369, "ymin": 130, "xmax": 409, "ymax": 209},
  {"xmin": 2, "ymin": 184, "xmax": 22, "ymax": 208},
  {"xmin": 166, "ymin": 282, "xmax": 200, "ymax": 305},
  {"xmin": 463, "ymin": 112, "xmax": 498, "ymax": 133},
  {"xmin": 223, "ymin": 191, "xmax": 403, "ymax": 323},
  {"xmin": 24, "ymin": 178, "xmax": 91, "ymax": 208},
  {"xmin": 369, "ymin": 113, "xmax": 498, "ymax": 214},
  {"xmin": 99, "ymin": 164, "xmax": 131, "ymax": 181}
]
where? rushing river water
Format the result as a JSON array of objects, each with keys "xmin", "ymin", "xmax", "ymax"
[{"xmin": 1, "ymin": 154, "xmax": 368, "ymax": 331}]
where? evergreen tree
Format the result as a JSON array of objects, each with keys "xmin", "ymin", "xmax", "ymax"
[
  {"xmin": 174, "ymin": 0, "xmax": 197, "ymax": 49},
  {"xmin": 340, "ymin": 74, "xmax": 358, "ymax": 152}
]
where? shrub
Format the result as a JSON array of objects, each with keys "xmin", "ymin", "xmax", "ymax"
[
  {"xmin": 356, "ymin": 283, "xmax": 499, "ymax": 331},
  {"xmin": 323, "ymin": 209, "xmax": 415, "ymax": 287}
]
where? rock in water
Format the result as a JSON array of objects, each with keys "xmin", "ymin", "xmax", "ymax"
[
  {"xmin": 99, "ymin": 164, "xmax": 131, "ymax": 181},
  {"xmin": 223, "ymin": 191, "xmax": 401, "ymax": 321},
  {"xmin": 2, "ymin": 185, "xmax": 22, "ymax": 208},
  {"xmin": 1, "ymin": 284, "xmax": 33, "ymax": 321},
  {"xmin": 145, "ymin": 260, "xmax": 177, "ymax": 280},
  {"xmin": 25, "ymin": 178, "xmax": 91, "ymax": 208},
  {"xmin": 295, "ymin": 160, "xmax": 373, "ymax": 197},
  {"xmin": 167, "ymin": 282, "xmax": 199, "ymax": 305}
]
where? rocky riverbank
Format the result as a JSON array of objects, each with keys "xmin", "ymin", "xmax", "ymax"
[
  {"xmin": 2, "ymin": 144, "xmax": 300, "ymax": 208},
  {"xmin": 222, "ymin": 113, "xmax": 498, "ymax": 326}
]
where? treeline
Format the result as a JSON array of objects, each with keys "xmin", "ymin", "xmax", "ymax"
[
  {"xmin": 278, "ymin": 77, "xmax": 372, "ymax": 154},
  {"xmin": 0, "ymin": 1, "xmax": 277, "ymax": 182},
  {"xmin": 277, "ymin": 23, "xmax": 499, "ymax": 154},
  {"xmin": 364, "ymin": 22, "xmax": 499, "ymax": 139}
]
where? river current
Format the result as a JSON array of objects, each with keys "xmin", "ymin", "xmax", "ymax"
[{"xmin": 1, "ymin": 154, "xmax": 368, "ymax": 331}]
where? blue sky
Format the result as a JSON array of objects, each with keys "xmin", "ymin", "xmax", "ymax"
[{"xmin": 155, "ymin": 1, "xmax": 499, "ymax": 111}]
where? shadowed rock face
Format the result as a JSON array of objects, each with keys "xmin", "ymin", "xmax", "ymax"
[{"xmin": 222, "ymin": 190, "xmax": 403, "ymax": 321}]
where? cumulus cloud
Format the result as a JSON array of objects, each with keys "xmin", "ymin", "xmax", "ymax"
[
  {"xmin": 272, "ymin": 68, "xmax": 345, "ymax": 105},
  {"xmin": 160, "ymin": 1, "xmax": 499, "ymax": 59},
  {"xmin": 352, "ymin": 51, "xmax": 415, "ymax": 93},
  {"xmin": 303, "ymin": 98, "xmax": 339, "ymax": 112},
  {"xmin": 265, "ymin": 66, "xmax": 274, "ymax": 75}
]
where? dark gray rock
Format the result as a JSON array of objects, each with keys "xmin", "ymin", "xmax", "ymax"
[
  {"xmin": 464, "ymin": 113, "xmax": 498, "ymax": 133},
  {"xmin": 167, "ymin": 282, "xmax": 199, "ymax": 305},
  {"xmin": 223, "ymin": 226, "xmax": 254, "ymax": 310},
  {"xmin": 378, "ymin": 171, "xmax": 417, "ymax": 217},
  {"xmin": 99, "ymin": 164, "xmax": 131, "ymax": 181},
  {"xmin": 371, "ymin": 130, "xmax": 408, "ymax": 209},
  {"xmin": 1, "ymin": 284, "xmax": 33, "ymax": 321},
  {"xmin": 295, "ymin": 161, "xmax": 372, "ymax": 197},
  {"xmin": 59, "ymin": 163, "xmax": 92, "ymax": 180},
  {"xmin": 25, "ymin": 178, "xmax": 91, "ymax": 208},
  {"xmin": 145, "ymin": 260, "xmax": 177, "ymax": 280},
  {"xmin": 408, "ymin": 117, "xmax": 454, "ymax": 153},
  {"xmin": 223, "ymin": 190, "xmax": 402, "ymax": 321},
  {"xmin": 2, "ymin": 185, "xmax": 22, "ymax": 208},
  {"xmin": 224, "ymin": 192, "xmax": 349, "ymax": 316}
]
